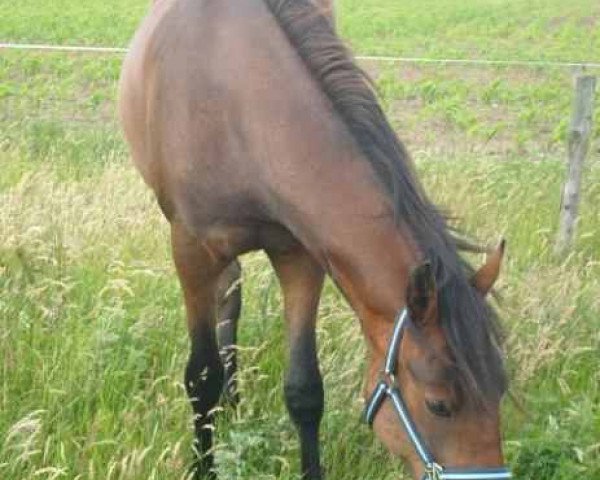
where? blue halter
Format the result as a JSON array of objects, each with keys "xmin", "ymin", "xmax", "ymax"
[{"xmin": 363, "ymin": 308, "xmax": 512, "ymax": 480}]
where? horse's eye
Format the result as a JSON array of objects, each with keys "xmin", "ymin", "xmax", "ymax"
[{"xmin": 426, "ymin": 399, "xmax": 452, "ymax": 418}]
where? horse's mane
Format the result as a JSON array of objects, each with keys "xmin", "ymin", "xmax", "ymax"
[{"xmin": 263, "ymin": 0, "xmax": 507, "ymax": 402}]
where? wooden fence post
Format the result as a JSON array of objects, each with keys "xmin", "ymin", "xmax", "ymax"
[{"xmin": 555, "ymin": 74, "xmax": 596, "ymax": 255}]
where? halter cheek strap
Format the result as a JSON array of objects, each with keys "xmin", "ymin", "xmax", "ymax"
[{"xmin": 363, "ymin": 309, "xmax": 512, "ymax": 480}]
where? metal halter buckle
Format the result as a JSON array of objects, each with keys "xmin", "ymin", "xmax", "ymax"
[
  {"xmin": 381, "ymin": 370, "xmax": 396, "ymax": 387},
  {"xmin": 424, "ymin": 462, "xmax": 444, "ymax": 480}
]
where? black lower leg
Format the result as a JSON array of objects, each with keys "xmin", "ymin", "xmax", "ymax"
[
  {"xmin": 285, "ymin": 332, "xmax": 324, "ymax": 480},
  {"xmin": 217, "ymin": 261, "xmax": 242, "ymax": 405},
  {"xmin": 185, "ymin": 329, "xmax": 224, "ymax": 479}
]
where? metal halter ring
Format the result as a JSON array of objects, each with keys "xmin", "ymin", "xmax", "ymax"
[
  {"xmin": 381, "ymin": 370, "xmax": 397, "ymax": 386},
  {"xmin": 425, "ymin": 462, "xmax": 444, "ymax": 480}
]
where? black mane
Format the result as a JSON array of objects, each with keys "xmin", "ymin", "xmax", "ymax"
[{"xmin": 263, "ymin": 0, "xmax": 507, "ymax": 402}]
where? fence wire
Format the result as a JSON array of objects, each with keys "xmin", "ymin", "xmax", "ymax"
[
  {"xmin": 2, "ymin": 42, "xmax": 600, "ymax": 69},
  {"xmin": 1, "ymin": 47, "xmax": 598, "ymax": 160}
]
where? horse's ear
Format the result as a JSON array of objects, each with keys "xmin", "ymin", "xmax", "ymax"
[
  {"xmin": 407, "ymin": 261, "xmax": 437, "ymax": 327},
  {"xmin": 472, "ymin": 239, "xmax": 505, "ymax": 295}
]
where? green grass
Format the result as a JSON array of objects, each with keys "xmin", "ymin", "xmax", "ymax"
[
  {"xmin": 2, "ymin": 0, "xmax": 599, "ymax": 63},
  {"xmin": 340, "ymin": 0, "xmax": 600, "ymax": 62},
  {"xmin": 0, "ymin": 0, "xmax": 147, "ymax": 46},
  {"xmin": 1, "ymin": 1, "xmax": 600, "ymax": 479},
  {"xmin": 2, "ymin": 158, "xmax": 599, "ymax": 480}
]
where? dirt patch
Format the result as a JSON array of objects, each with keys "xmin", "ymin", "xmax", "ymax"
[
  {"xmin": 547, "ymin": 15, "xmax": 568, "ymax": 30},
  {"xmin": 577, "ymin": 16, "xmax": 597, "ymax": 29}
]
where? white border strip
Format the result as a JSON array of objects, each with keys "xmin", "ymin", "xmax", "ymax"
[{"xmin": 1, "ymin": 42, "xmax": 599, "ymax": 69}]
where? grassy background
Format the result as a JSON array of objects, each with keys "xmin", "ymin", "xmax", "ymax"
[
  {"xmin": 1, "ymin": 1, "xmax": 599, "ymax": 479},
  {"xmin": 1, "ymin": 0, "xmax": 599, "ymax": 61}
]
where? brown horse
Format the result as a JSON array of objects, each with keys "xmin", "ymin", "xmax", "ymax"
[{"xmin": 119, "ymin": 1, "xmax": 511, "ymax": 479}]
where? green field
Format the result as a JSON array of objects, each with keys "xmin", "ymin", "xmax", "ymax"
[{"xmin": 1, "ymin": 1, "xmax": 599, "ymax": 479}]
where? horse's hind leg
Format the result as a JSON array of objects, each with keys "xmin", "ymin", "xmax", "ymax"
[
  {"xmin": 216, "ymin": 260, "xmax": 242, "ymax": 406},
  {"xmin": 170, "ymin": 222, "xmax": 226, "ymax": 479},
  {"xmin": 268, "ymin": 246, "xmax": 325, "ymax": 480}
]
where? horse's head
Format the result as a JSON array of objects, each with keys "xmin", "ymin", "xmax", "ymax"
[{"xmin": 364, "ymin": 242, "xmax": 510, "ymax": 480}]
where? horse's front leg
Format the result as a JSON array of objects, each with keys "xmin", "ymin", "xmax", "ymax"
[
  {"xmin": 268, "ymin": 246, "xmax": 325, "ymax": 479},
  {"xmin": 171, "ymin": 222, "xmax": 227, "ymax": 479}
]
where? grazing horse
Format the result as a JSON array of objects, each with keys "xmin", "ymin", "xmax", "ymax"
[{"xmin": 119, "ymin": 0, "xmax": 511, "ymax": 479}]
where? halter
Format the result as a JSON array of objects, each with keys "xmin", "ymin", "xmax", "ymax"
[{"xmin": 363, "ymin": 308, "xmax": 512, "ymax": 480}]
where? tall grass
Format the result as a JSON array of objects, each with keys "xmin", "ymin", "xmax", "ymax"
[
  {"xmin": 0, "ymin": 162, "xmax": 396, "ymax": 479},
  {"xmin": 1, "ymin": 149, "xmax": 598, "ymax": 478},
  {"xmin": 1, "ymin": 0, "xmax": 599, "ymax": 478}
]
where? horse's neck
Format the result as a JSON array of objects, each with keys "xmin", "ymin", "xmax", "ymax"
[
  {"xmin": 320, "ymin": 209, "xmax": 418, "ymax": 350},
  {"xmin": 253, "ymin": 92, "xmax": 418, "ymax": 343},
  {"xmin": 269, "ymin": 139, "xmax": 418, "ymax": 349}
]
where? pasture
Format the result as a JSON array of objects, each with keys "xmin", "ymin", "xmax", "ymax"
[{"xmin": 1, "ymin": 1, "xmax": 599, "ymax": 479}]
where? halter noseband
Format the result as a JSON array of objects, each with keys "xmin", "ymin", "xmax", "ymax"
[{"xmin": 363, "ymin": 309, "xmax": 512, "ymax": 480}]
